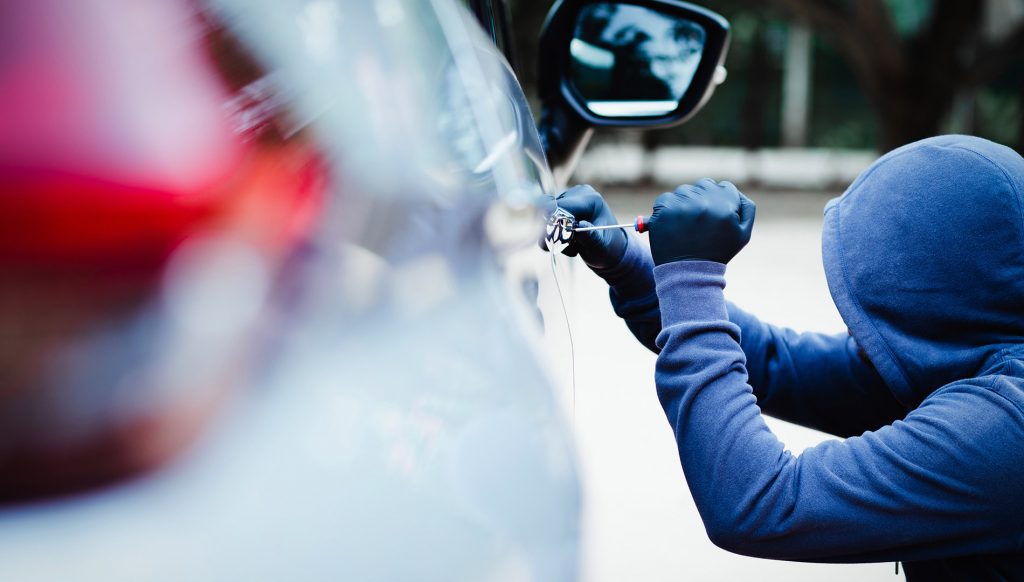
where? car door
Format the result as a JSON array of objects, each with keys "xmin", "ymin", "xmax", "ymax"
[
  {"xmin": 0, "ymin": 0, "xmax": 730, "ymax": 580},
  {"xmin": 0, "ymin": 1, "xmax": 582, "ymax": 581}
]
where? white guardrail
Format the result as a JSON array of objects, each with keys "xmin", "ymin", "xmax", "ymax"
[{"xmin": 573, "ymin": 144, "xmax": 878, "ymax": 190}]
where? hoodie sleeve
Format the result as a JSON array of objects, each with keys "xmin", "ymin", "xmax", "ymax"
[
  {"xmin": 727, "ymin": 303, "xmax": 904, "ymax": 436},
  {"xmin": 600, "ymin": 235, "xmax": 903, "ymax": 436},
  {"xmin": 654, "ymin": 260, "xmax": 1024, "ymax": 562},
  {"xmin": 593, "ymin": 232, "xmax": 662, "ymax": 353}
]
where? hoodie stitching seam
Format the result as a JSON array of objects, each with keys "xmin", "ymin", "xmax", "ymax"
[
  {"xmin": 933, "ymin": 361, "xmax": 1024, "ymax": 410},
  {"xmin": 980, "ymin": 375, "xmax": 1024, "ymax": 417},
  {"xmin": 925, "ymin": 380, "xmax": 1024, "ymax": 440},
  {"xmin": 833, "ymin": 194, "xmax": 914, "ymax": 402},
  {"xmin": 990, "ymin": 347, "xmax": 1014, "ymax": 375}
]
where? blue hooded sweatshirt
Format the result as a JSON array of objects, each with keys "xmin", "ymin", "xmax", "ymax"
[{"xmin": 595, "ymin": 135, "xmax": 1024, "ymax": 580}]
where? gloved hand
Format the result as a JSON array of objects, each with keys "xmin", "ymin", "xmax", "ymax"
[
  {"xmin": 647, "ymin": 179, "xmax": 755, "ymax": 266},
  {"xmin": 541, "ymin": 184, "xmax": 627, "ymax": 271}
]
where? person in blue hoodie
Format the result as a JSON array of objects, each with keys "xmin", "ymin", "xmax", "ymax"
[{"xmin": 550, "ymin": 135, "xmax": 1024, "ymax": 580}]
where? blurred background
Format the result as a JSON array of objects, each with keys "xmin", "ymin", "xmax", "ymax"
[
  {"xmin": 2, "ymin": 1, "xmax": 1021, "ymax": 579},
  {"xmin": 512, "ymin": 0, "xmax": 1024, "ymax": 580}
]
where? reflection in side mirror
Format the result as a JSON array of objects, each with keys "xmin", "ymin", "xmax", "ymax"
[
  {"xmin": 537, "ymin": 0, "xmax": 730, "ymax": 186},
  {"xmin": 569, "ymin": 3, "xmax": 706, "ymax": 118}
]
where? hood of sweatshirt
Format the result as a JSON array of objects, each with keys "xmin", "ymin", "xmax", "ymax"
[{"xmin": 822, "ymin": 135, "xmax": 1024, "ymax": 409}]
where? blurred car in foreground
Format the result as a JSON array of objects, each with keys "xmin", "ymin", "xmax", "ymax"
[{"xmin": 0, "ymin": 0, "xmax": 727, "ymax": 579}]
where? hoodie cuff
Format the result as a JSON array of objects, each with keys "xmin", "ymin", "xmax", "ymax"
[
  {"xmin": 653, "ymin": 260, "xmax": 729, "ymax": 327},
  {"xmin": 592, "ymin": 232, "xmax": 656, "ymax": 298}
]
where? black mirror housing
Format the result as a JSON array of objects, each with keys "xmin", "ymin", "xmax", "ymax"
[{"xmin": 539, "ymin": 0, "xmax": 729, "ymax": 129}]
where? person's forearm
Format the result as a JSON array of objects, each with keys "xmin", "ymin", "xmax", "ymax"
[
  {"xmin": 654, "ymin": 260, "xmax": 798, "ymax": 556},
  {"xmin": 596, "ymin": 232, "xmax": 661, "ymax": 353}
]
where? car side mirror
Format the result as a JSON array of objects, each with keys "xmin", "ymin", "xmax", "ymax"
[{"xmin": 538, "ymin": 0, "xmax": 729, "ymax": 186}]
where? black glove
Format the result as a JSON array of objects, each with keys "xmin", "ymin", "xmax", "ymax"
[
  {"xmin": 541, "ymin": 184, "xmax": 627, "ymax": 271},
  {"xmin": 647, "ymin": 179, "xmax": 755, "ymax": 266}
]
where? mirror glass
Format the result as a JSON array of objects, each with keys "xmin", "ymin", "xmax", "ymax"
[{"xmin": 569, "ymin": 3, "xmax": 706, "ymax": 117}]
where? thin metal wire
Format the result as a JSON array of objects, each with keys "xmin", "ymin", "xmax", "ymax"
[{"xmin": 549, "ymin": 251, "xmax": 575, "ymax": 421}]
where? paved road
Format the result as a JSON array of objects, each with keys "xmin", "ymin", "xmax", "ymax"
[{"xmin": 563, "ymin": 189, "xmax": 896, "ymax": 581}]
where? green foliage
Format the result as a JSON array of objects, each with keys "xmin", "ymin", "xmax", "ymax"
[
  {"xmin": 808, "ymin": 36, "xmax": 876, "ymax": 149},
  {"xmin": 975, "ymin": 87, "xmax": 1022, "ymax": 147},
  {"xmin": 885, "ymin": 0, "xmax": 933, "ymax": 36}
]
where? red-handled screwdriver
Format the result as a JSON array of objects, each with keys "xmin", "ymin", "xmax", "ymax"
[{"xmin": 573, "ymin": 215, "xmax": 650, "ymax": 233}]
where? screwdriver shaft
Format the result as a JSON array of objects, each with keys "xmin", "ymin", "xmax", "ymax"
[{"xmin": 574, "ymin": 223, "xmax": 635, "ymax": 232}]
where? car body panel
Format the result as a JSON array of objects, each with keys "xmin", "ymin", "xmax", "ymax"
[{"xmin": 0, "ymin": 1, "xmax": 580, "ymax": 580}]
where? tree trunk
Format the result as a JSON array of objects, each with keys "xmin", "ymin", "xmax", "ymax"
[
  {"xmin": 874, "ymin": 100, "xmax": 951, "ymax": 152},
  {"xmin": 741, "ymin": 23, "xmax": 772, "ymax": 150},
  {"xmin": 862, "ymin": 70, "xmax": 957, "ymax": 152}
]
